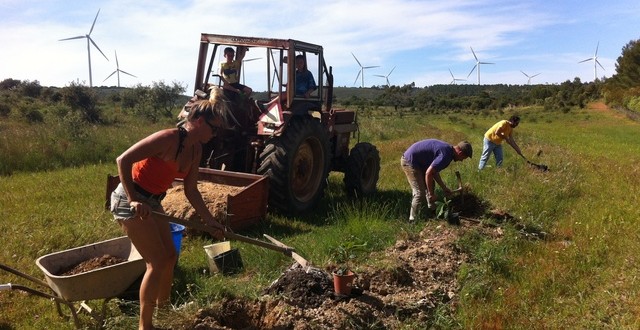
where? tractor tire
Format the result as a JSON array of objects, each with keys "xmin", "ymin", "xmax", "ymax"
[
  {"xmin": 344, "ymin": 142, "xmax": 380, "ymax": 197},
  {"xmin": 258, "ymin": 116, "xmax": 331, "ymax": 213}
]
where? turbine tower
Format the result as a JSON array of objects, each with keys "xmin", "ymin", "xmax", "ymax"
[
  {"xmin": 520, "ymin": 70, "xmax": 540, "ymax": 85},
  {"xmin": 241, "ymin": 57, "xmax": 261, "ymax": 85},
  {"xmin": 351, "ymin": 52, "xmax": 379, "ymax": 88},
  {"xmin": 449, "ymin": 68, "xmax": 466, "ymax": 85},
  {"xmin": 104, "ymin": 50, "xmax": 137, "ymax": 87},
  {"xmin": 374, "ymin": 66, "xmax": 396, "ymax": 86},
  {"xmin": 467, "ymin": 47, "xmax": 494, "ymax": 85},
  {"xmin": 59, "ymin": 9, "xmax": 109, "ymax": 87},
  {"xmin": 579, "ymin": 42, "xmax": 605, "ymax": 81}
]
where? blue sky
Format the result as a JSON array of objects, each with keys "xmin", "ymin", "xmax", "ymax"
[{"xmin": 1, "ymin": 0, "xmax": 639, "ymax": 92}]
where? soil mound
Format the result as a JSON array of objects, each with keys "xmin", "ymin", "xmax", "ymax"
[{"xmin": 58, "ymin": 255, "xmax": 125, "ymax": 276}]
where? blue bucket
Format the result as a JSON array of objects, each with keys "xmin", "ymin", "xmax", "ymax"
[{"xmin": 170, "ymin": 223, "xmax": 186, "ymax": 255}]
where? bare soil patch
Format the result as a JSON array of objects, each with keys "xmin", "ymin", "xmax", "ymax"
[{"xmin": 177, "ymin": 192, "xmax": 503, "ymax": 329}]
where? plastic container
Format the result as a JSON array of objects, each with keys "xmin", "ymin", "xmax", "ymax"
[
  {"xmin": 170, "ymin": 223, "xmax": 186, "ymax": 255},
  {"xmin": 203, "ymin": 242, "xmax": 243, "ymax": 275}
]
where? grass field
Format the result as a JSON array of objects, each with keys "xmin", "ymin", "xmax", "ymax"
[{"xmin": 1, "ymin": 103, "xmax": 639, "ymax": 329}]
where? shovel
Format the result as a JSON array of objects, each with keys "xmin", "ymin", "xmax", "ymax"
[
  {"xmin": 150, "ymin": 211, "xmax": 311, "ymax": 268},
  {"xmin": 522, "ymin": 155, "xmax": 549, "ymax": 172}
]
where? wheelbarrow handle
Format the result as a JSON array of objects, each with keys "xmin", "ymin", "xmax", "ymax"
[
  {"xmin": 150, "ymin": 211, "xmax": 293, "ymax": 254},
  {"xmin": 0, "ymin": 263, "xmax": 50, "ymax": 288}
]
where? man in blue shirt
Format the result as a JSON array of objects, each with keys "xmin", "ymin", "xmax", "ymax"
[
  {"xmin": 294, "ymin": 54, "xmax": 316, "ymax": 98},
  {"xmin": 401, "ymin": 139, "xmax": 472, "ymax": 221}
]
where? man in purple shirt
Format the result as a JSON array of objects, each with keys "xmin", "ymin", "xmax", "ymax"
[{"xmin": 401, "ymin": 139, "xmax": 472, "ymax": 221}]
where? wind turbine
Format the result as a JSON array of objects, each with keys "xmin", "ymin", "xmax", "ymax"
[
  {"xmin": 467, "ymin": 47, "xmax": 494, "ymax": 85},
  {"xmin": 241, "ymin": 57, "xmax": 261, "ymax": 85},
  {"xmin": 520, "ymin": 70, "xmax": 540, "ymax": 85},
  {"xmin": 449, "ymin": 68, "xmax": 466, "ymax": 85},
  {"xmin": 59, "ymin": 9, "xmax": 109, "ymax": 87},
  {"xmin": 103, "ymin": 50, "xmax": 137, "ymax": 87},
  {"xmin": 374, "ymin": 66, "xmax": 396, "ymax": 86},
  {"xmin": 579, "ymin": 42, "xmax": 605, "ymax": 81},
  {"xmin": 351, "ymin": 52, "xmax": 379, "ymax": 88}
]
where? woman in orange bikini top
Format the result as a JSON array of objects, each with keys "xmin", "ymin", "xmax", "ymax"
[{"xmin": 111, "ymin": 88, "xmax": 231, "ymax": 330}]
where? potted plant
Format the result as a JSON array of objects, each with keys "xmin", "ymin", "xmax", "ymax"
[
  {"xmin": 330, "ymin": 237, "xmax": 366, "ymax": 295},
  {"xmin": 332, "ymin": 267, "xmax": 355, "ymax": 295}
]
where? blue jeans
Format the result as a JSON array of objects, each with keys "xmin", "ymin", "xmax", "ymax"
[{"xmin": 478, "ymin": 137, "xmax": 503, "ymax": 170}]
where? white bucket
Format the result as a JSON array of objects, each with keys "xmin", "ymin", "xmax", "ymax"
[{"xmin": 204, "ymin": 242, "xmax": 230, "ymax": 273}]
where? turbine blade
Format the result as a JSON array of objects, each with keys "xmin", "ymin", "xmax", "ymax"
[
  {"xmin": 467, "ymin": 65, "xmax": 477, "ymax": 78},
  {"xmin": 243, "ymin": 57, "xmax": 261, "ymax": 62},
  {"xmin": 578, "ymin": 58, "xmax": 592, "ymax": 63},
  {"xmin": 119, "ymin": 70, "xmax": 137, "ymax": 78},
  {"xmin": 595, "ymin": 41, "xmax": 599, "ymax": 56},
  {"xmin": 363, "ymin": 65, "xmax": 379, "ymax": 69},
  {"xmin": 480, "ymin": 62, "xmax": 494, "ymax": 65},
  {"xmin": 114, "ymin": 50, "xmax": 119, "ymax": 68},
  {"xmin": 470, "ymin": 47, "xmax": 478, "ymax": 61},
  {"xmin": 89, "ymin": 9, "xmax": 101, "ymax": 35},
  {"xmin": 89, "ymin": 37, "xmax": 109, "ymax": 61},
  {"xmin": 353, "ymin": 70, "xmax": 362, "ymax": 86},
  {"xmin": 388, "ymin": 66, "xmax": 396, "ymax": 75},
  {"xmin": 59, "ymin": 35, "xmax": 85, "ymax": 41},
  {"xmin": 374, "ymin": 75, "xmax": 385, "ymax": 78},
  {"xmin": 449, "ymin": 68, "xmax": 455, "ymax": 79},
  {"xmin": 103, "ymin": 70, "xmax": 117, "ymax": 81},
  {"xmin": 531, "ymin": 73, "xmax": 541, "ymax": 78},
  {"xmin": 351, "ymin": 52, "xmax": 362, "ymax": 67},
  {"xmin": 596, "ymin": 59, "xmax": 605, "ymax": 71},
  {"xmin": 521, "ymin": 70, "xmax": 529, "ymax": 77}
]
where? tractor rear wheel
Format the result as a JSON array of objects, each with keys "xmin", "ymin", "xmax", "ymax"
[
  {"xmin": 258, "ymin": 116, "xmax": 330, "ymax": 213},
  {"xmin": 344, "ymin": 142, "xmax": 380, "ymax": 197}
]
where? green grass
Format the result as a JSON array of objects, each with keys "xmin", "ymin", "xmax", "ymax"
[{"xmin": 1, "ymin": 103, "xmax": 640, "ymax": 329}]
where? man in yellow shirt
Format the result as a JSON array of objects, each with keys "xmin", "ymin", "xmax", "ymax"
[{"xmin": 478, "ymin": 115, "xmax": 524, "ymax": 170}]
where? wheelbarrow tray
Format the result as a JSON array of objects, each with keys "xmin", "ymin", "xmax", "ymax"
[{"xmin": 35, "ymin": 236, "xmax": 145, "ymax": 302}]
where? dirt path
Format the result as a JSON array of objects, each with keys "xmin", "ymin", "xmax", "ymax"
[{"xmin": 589, "ymin": 101, "xmax": 638, "ymax": 120}]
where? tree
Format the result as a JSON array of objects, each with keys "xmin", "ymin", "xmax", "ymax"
[
  {"xmin": 609, "ymin": 39, "xmax": 640, "ymax": 89},
  {"xmin": 603, "ymin": 39, "xmax": 640, "ymax": 108}
]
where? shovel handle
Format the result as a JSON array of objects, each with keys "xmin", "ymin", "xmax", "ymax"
[{"xmin": 150, "ymin": 211, "xmax": 292, "ymax": 254}]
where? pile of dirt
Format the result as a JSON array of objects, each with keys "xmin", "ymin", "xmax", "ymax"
[
  {"xmin": 162, "ymin": 182, "xmax": 242, "ymax": 222},
  {"xmin": 262, "ymin": 265, "xmax": 335, "ymax": 308},
  {"xmin": 168, "ymin": 190, "xmax": 510, "ymax": 329},
  {"xmin": 183, "ymin": 223, "xmax": 500, "ymax": 329},
  {"xmin": 57, "ymin": 255, "xmax": 125, "ymax": 276}
]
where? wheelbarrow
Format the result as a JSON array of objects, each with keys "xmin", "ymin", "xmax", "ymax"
[{"xmin": 1, "ymin": 236, "xmax": 145, "ymax": 329}]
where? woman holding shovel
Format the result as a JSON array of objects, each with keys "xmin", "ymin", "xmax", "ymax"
[
  {"xmin": 110, "ymin": 88, "xmax": 229, "ymax": 330},
  {"xmin": 478, "ymin": 115, "xmax": 524, "ymax": 170}
]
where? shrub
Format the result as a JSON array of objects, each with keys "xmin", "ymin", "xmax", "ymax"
[
  {"xmin": 61, "ymin": 82, "xmax": 101, "ymax": 123},
  {"xmin": 0, "ymin": 103, "xmax": 10, "ymax": 117}
]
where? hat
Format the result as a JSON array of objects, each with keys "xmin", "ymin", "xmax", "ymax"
[{"xmin": 457, "ymin": 141, "xmax": 473, "ymax": 158}]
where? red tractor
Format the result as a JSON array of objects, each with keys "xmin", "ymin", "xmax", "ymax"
[{"xmin": 181, "ymin": 33, "xmax": 380, "ymax": 214}]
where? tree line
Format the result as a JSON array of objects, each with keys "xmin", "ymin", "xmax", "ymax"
[{"xmin": 1, "ymin": 38, "xmax": 638, "ymax": 125}]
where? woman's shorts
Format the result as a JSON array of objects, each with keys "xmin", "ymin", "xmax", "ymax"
[{"xmin": 110, "ymin": 183, "xmax": 163, "ymax": 221}]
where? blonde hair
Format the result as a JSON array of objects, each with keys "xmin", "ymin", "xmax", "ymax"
[{"xmin": 187, "ymin": 87, "xmax": 231, "ymax": 129}]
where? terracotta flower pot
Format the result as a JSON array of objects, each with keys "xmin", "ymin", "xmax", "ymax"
[{"xmin": 333, "ymin": 270, "xmax": 355, "ymax": 295}]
